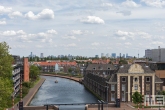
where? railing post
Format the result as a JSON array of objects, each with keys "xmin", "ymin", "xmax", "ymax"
[
  {"xmin": 101, "ymin": 100, "xmax": 104, "ymax": 110},
  {"xmin": 46, "ymin": 105, "xmax": 48, "ymax": 110},
  {"xmin": 98, "ymin": 100, "xmax": 101, "ymax": 110}
]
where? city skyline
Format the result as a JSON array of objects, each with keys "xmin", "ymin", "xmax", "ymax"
[{"xmin": 0, "ymin": 0, "xmax": 165, "ymax": 57}]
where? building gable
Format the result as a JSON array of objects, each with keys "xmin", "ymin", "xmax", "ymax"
[{"xmin": 128, "ymin": 64, "xmax": 144, "ymax": 73}]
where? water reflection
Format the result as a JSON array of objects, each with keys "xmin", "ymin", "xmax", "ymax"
[{"xmin": 29, "ymin": 76, "xmax": 98, "ymax": 110}]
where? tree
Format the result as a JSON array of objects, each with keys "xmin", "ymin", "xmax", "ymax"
[
  {"xmin": 68, "ymin": 68, "xmax": 73, "ymax": 73},
  {"xmin": 30, "ymin": 65, "xmax": 40, "ymax": 81},
  {"xmin": 132, "ymin": 91, "xmax": 143, "ymax": 107},
  {"xmin": 0, "ymin": 42, "xmax": 13, "ymax": 109}
]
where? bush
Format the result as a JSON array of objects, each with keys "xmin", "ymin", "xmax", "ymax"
[
  {"xmin": 22, "ymin": 86, "xmax": 29, "ymax": 94},
  {"xmin": 22, "ymin": 82, "xmax": 33, "ymax": 88}
]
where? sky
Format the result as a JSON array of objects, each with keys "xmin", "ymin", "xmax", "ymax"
[{"xmin": 0, "ymin": 0, "xmax": 165, "ymax": 57}]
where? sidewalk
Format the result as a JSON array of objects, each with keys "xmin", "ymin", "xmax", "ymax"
[{"xmin": 8, "ymin": 78, "xmax": 45, "ymax": 110}]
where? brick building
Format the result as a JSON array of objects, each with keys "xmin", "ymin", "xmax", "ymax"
[{"xmin": 84, "ymin": 63, "xmax": 163, "ymax": 103}]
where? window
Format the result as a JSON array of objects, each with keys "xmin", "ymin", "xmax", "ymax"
[
  {"xmin": 146, "ymin": 77, "xmax": 150, "ymax": 82},
  {"xmin": 111, "ymin": 84, "xmax": 115, "ymax": 91},
  {"xmin": 108, "ymin": 67, "xmax": 110, "ymax": 70},
  {"xmin": 156, "ymin": 84, "xmax": 160, "ymax": 91},
  {"xmin": 111, "ymin": 93, "xmax": 115, "ymax": 101},
  {"xmin": 134, "ymin": 78, "xmax": 138, "ymax": 82},
  {"xmin": 122, "ymin": 77, "xmax": 126, "ymax": 82},
  {"xmin": 122, "ymin": 84, "xmax": 125, "ymax": 91},
  {"xmin": 134, "ymin": 84, "xmax": 138, "ymax": 90},
  {"xmin": 93, "ymin": 67, "xmax": 96, "ymax": 70},
  {"xmin": 146, "ymin": 84, "xmax": 150, "ymax": 91}
]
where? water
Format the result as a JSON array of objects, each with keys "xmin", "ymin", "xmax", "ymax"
[{"xmin": 29, "ymin": 76, "xmax": 98, "ymax": 110}]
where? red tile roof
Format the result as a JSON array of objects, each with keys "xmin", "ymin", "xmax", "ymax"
[{"xmin": 33, "ymin": 61, "xmax": 77, "ymax": 66}]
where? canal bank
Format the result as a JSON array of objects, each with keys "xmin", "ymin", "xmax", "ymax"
[
  {"xmin": 8, "ymin": 78, "xmax": 45, "ymax": 110},
  {"xmin": 41, "ymin": 73, "xmax": 82, "ymax": 83}
]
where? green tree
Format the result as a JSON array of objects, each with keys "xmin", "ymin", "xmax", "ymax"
[
  {"xmin": 0, "ymin": 42, "xmax": 14, "ymax": 109},
  {"xmin": 132, "ymin": 91, "xmax": 143, "ymax": 107},
  {"xmin": 68, "ymin": 68, "xmax": 73, "ymax": 73},
  {"xmin": 30, "ymin": 65, "xmax": 40, "ymax": 81}
]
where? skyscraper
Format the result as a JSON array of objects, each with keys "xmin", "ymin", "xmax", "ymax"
[
  {"xmin": 40, "ymin": 53, "xmax": 44, "ymax": 58},
  {"xmin": 111, "ymin": 53, "xmax": 116, "ymax": 58}
]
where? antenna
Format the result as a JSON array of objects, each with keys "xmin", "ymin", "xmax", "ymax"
[{"xmin": 138, "ymin": 50, "xmax": 139, "ymax": 59}]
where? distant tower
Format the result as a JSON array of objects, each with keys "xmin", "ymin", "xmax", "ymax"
[{"xmin": 137, "ymin": 50, "xmax": 139, "ymax": 59}]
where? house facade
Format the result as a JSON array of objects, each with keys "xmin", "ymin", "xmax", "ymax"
[
  {"xmin": 84, "ymin": 63, "xmax": 163, "ymax": 103},
  {"xmin": 109, "ymin": 64, "xmax": 163, "ymax": 102},
  {"xmin": 83, "ymin": 64, "xmax": 118, "ymax": 102}
]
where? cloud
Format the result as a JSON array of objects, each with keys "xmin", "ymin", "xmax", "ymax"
[
  {"xmin": 0, "ymin": 29, "xmax": 57, "ymax": 43},
  {"xmin": 63, "ymin": 36, "xmax": 76, "ymax": 39},
  {"xmin": 0, "ymin": 5, "xmax": 12, "ymax": 14},
  {"xmin": 35, "ymin": 45, "xmax": 43, "ymax": 48},
  {"xmin": 115, "ymin": 30, "xmax": 134, "ymax": 40},
  {"xmin": 0, "ymin": 21, "xmax": 6, "ymax": 25},
  {"xmin": 141, "ymin": 0, "xmax": 165, "ymax": 8},
  {"xmin": 115, "ymin": 30, "xmax": 152, "ymax": 40},
  {"xmin": 151, "ymin": 41, "xmax": 164, "ymax": 45},
  {"xmin": 47, "ymin": 29, "xmax": 57, "ymax": 34},
  {"xmin": 91, "ymin": 42, "xmax": 100, "ymax": 46},
  {"xmin": 71, "ymin": 30, "xmax": 83, "ymax": 35},
  {"xmin": 9, "ymin": 11, "xmax": 23, "ymax": 18},
  {"xmin": 80, "ymin": 16, "xmax": 104, "ymax": 24},
  {"xmin": 101, "ymin": 3, "xmax": 113, "ymax": 7},
  {"xmin": 25, "ymin": 9, "xmax": 54, "ymax": 20},
  {"xmin": 122, "ymin": 0, "xmax": 141, "ymax": 8},
  {"xmin": 117, "ymin": 10, "xmax": 131, "ymax": 16}
]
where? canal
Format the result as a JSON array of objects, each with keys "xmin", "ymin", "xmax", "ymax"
[{"xmin": 29, "ymin": 76, "xmax": 98, "ymax": 110}]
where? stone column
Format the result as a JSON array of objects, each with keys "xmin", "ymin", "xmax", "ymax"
[
  {"xmin": 117, "ymin": 75, "xmax": 120, "ymax": 99},
  {"xmin": 128, "ymin": 75, "xmax": 130, "ymax": 101}
]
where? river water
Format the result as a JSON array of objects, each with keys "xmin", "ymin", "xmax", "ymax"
[{"xmin": 29, "ymin": 76, "xmax": 98, "ymax": 110}]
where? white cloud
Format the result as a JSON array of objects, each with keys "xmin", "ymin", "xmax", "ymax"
[
  {"xmin": 91, "ymin": 42, "xmax": 100, "ymax": 46},
  {"xmin": 101, "ymin": 3, "xmax": 113, "ymax": 7},
  {"xmin": 117, "ymin": 10, "xmax": 131, "ymax": 16},
  {"xmin": 80, "ymin": 16, "xmax": 104, "ymax": 24},
  {"xmin": 0, "ymin": 5, "xmax": 12, "ymax": 14},
  {"xmin": 2, "ymin": 30, "xmax": 17, "ymax": 36},
  {"xmin": 47, "ymin": 29, "xmax": 58, "ymax": 34},
  {"xmin": 115, "ymin": 30, "xmax": 152, "ymax": 40},
  {"xmin": 9, "ymin": 11, "xmax": 23, "ymax": 18},
  {"xmin": 63, "ymin": 36, "xmax": 76, "ymax": 39},
  {"xmin": 71, "ymin": 30, "xmax": 83, "ymax": 35},
  {"xmin": 122, "ymin": 0, "xmax": 141, "ymax": 8},
  {"xmin": 25, "ymin": 9, "xmax": 54, "ymax": 20},
  {"xmin": 137, "ymin": 32, "xmax": 151, "ymax": 39},
  {"xmin": 115, "ymin": 30, "xmax": 134, "ymax": 40},
  {"xmin": 151, "ymin": 41, "xmax": 164, "ymax": 45},
  {"xmin": 141, "ymin": 0, "xmax": 165, "ymax": 8},
  {"xmin": 0, "ymin": 21, "xmax": 6, "ymax": 25}
]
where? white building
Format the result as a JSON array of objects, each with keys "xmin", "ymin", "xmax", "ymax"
[{"xmin": 101, "ymin": 53, "xmax": 105, "ymax": 58}]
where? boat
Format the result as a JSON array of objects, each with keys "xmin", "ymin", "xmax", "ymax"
[{"xmin": 55, "ymin": 80, "xmax": 58, "ymax": 83}]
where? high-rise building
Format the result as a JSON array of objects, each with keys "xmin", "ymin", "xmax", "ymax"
[
  {"xmin": 145, "ymin": 49, "xmax": 152, "ymax": 58},
  {"xmin": 106, "ymin": 53, "xmax": 110, "ymax": 58},
  {"xmin": 40, "ymin": 53, "xmax": 44, "ymax": 58},
  {"xmin": 151, "ymin": 46, "xmax": 165, "ymax": 62},
  {"xmin": 101, "ymin": 53, "xmax": 105, "ymax": 58},
  {"xmin": 111, "ymin": 53, "xmax": 116, "ymax": 58},
  {"xmin": 123, "ymin": 54, "xmax": 125, "ymax": 58},
  {"xmin": 95, "ymin": 55, "xmax": 99, "ymax": 58}
]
